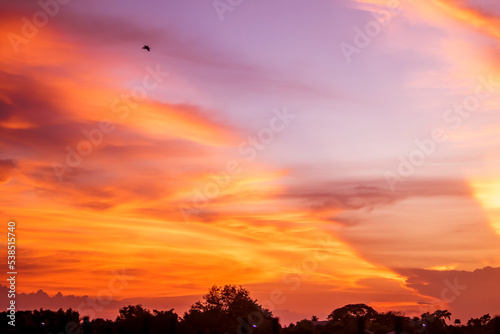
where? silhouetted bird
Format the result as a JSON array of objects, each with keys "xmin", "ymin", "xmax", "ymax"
[{"xmin": 142, "ymin": 45, "xmax": 151, "ymax": 52}]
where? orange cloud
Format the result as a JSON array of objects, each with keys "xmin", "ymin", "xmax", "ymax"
[{"xmin": 430, "ymin": 0, "xmax": 500, "ymax": 40}]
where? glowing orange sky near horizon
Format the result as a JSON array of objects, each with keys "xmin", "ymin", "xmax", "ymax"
[{"xmin": 1, "ymin": 0, "xmax": 500, "ymax": 323}]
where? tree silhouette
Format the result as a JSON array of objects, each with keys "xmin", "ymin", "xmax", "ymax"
[
  {"xmin": 433, "ymin": 309, "xmax": 452, "ymax": 324},
  {"xmin": 327, "ymin": 303, "xmax": 378, "ymax": 323},
  {"xmin": 326, "ymin": 304, "xmax": 378, "ymax": 334},
  {"xmin": 370, "ymin": 311, "xmax": 405, "ymax": 333},
  {"xmin": 183, "ymin": 285, "xmax": 273, "ymax": 334},
  {"xmin": 467, "ymin": 314, "xmax": 492, "ymax": 327},
  {"xmin": 1, "ymin": 288, "xmax": 499, "ymax": 334},
  {"xmin": 287, "ymin": 319, "xmax": 314, "ymax": 334},
  {"xmin": 419, "ymin": 310, "xmax": 451, "ymax": 334},
  {"xmin": 115, "ymin": 304, "xmax": 178, "ymax": 334},
  {"xmin": 117, "ymin": 304, "xmax": 152, "ymax": 321},
  {"xmin": 480, "ymin": 314, "xmax": 491, "ymax": 326},
  {"xmin": 115, "ymin": 304, "xmax": 153, "ymax": 334}
]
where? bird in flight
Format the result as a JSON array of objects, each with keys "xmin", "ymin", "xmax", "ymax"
[{"xmin": 142, "ymin": 45, "xmax": 151, "ymax": 52}]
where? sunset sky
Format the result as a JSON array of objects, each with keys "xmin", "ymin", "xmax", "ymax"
[{"xmin": 1, "ymin": 0, "xmax": 500, "ymax": 325}]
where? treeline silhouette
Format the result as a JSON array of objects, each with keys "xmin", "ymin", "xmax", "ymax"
[{"xmin": 1, "ymin": 285, "xmax": 499, "ymax": 334}]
